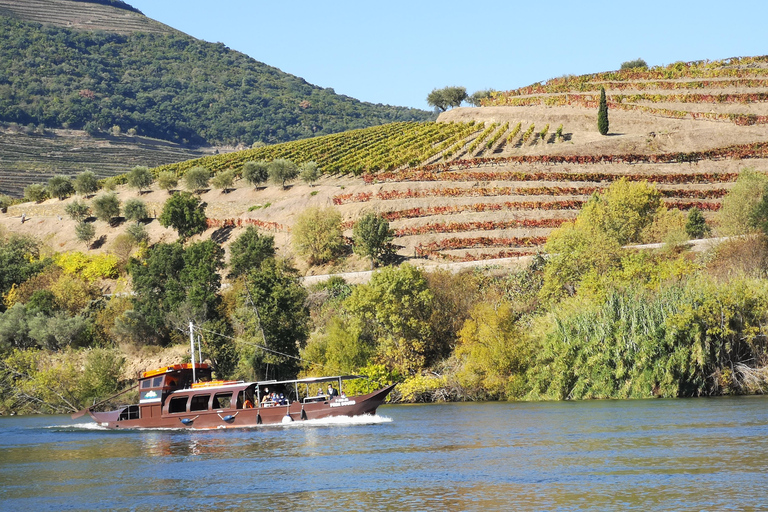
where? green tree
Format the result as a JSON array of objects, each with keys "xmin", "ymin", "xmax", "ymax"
[
  {"xmin": 352, "ymin": 212, "xmax": 394, "ymax": 268},
  {"xmin": 686, "ymin": 207, "xmax": 711, "ymax": 239},
  {"xmin": 74, "ymin": 171, "xmax": 99, "ymax": 197},
  {"xmin": 621, "ymin": 58, "xmax": 648, "ymax": 70},
  {"xmin": 292, "ymin": 206, "xmax": 344, "ymax": 265},
  {"xmin": 183, "ymin": 166, "xmax": 210, "ymax": 193},
  {"xmin": 159, "ymin": 191, "xmax": 207, "ymax": 241},
  {"xmin": 65, "ymin": 200, "xmax": 90, "ymax": 222},
  {"xmin": 126, "ymin": 166, "xmax": 154, "ymax": 194},
  {"xmin": 268, "ymin": 158, "xmax": 298, "ymax": 189},
  {"xmin": 598, "ymin": 87, "xmax": 609, "ymax": 135},
  {"xmin": 24, "ymin": 184, "xmax": 47, "ymax": 203},
  {"xmin": 157, "ymin": 171, "xmax": 178, "ymax": 193},
  {"xmin": 75, "ymin": 221, "xmax": 96, "ymax": 249},
  {"xmin": 541, "ymin": 179, "xmax": 663, "ymax": 301},
  {"xmin": 92, "ymin": 193, "xmax": 121, "ymax": 225},
  {"xmin": 211, "ymin": 169, "xmax": 235, "ymax": 192},
  {"xmin": 242, "ymin": 161, "xmax": 269, "ymax": 188},
  {"xmin": 427, "ymin": 86, "xmax": 467, "ymax": 111},
  {"xmin": 233, "ymin": 259, "xmax": 309, "ymax": 380},
  {"xmin": 719, "ymin": 169, "xmax": 768, "ymax": 235},
  {"xmin": 0, "ymin": 235, "xmax": 48, "ymax": 311},
  {"xmin": 344, "ymin": 264, "xmax": 434, "ymax": 375},
  {"xmin": 47, "ymin": 175, "xmax": 74, "ymax": 201},
  {"xmin": 299, "ymin": 161, "xmax": 321, "ymax": 186},
  {"xmin": 125, "ymin": 222, "xmax": 149, "ymax": 244},
  {"xmin": 228, "ymin": 226, "xmax": 276, "ymax": 278},
  {"xmin": 456, "ymin": 301, "xmax": 530, "ymax": 399},
  {"xmin": 123, "ymin": 199, "xmax": 148, "ymax": 223},
  {"xmin": 129, "ymin": 240, "xmax": 223, "ymax": 341},
  {"xmin": 467, "ymin": 89, "xmax": 496, "ymax": 107},
  {"xmin": 0, "ymin": 195, "xmax": 12, "ymax": 213}
]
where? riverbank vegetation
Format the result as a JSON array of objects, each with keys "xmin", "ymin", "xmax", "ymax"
[{"xmin": 3, "ymin": 173, "xmax": 768, "ymax": 413}]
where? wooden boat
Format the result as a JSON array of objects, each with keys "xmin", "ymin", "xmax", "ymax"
[{"xmin": 75, "ymin": 363, "xmax": 396, "ymax": 429}]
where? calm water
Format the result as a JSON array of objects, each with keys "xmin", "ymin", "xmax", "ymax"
[{"xmin": 2, "ymin": 397, "xmax": 768, "ymax": 511}]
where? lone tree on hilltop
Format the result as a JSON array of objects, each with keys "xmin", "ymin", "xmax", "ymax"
[
  {"xmin": 620, "ymin": 58, "xmax": 648, "ymax": 70},
  {"xmin": 427, "ymin": 86, "xmax": 467, "ymax": 112},
  {"xmin": 598, "ymin": 87, "xmax": 609, "ymax": 136}
]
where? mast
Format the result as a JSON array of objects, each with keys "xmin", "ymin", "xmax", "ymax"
[{"xmin": 190, "ymin": 321, "xmax": 196, "ymax": 383}]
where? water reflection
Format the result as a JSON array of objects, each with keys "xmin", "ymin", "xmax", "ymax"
[{"xmin": 2, "ymin": 397, "xmax": 768, "ymax": 511}]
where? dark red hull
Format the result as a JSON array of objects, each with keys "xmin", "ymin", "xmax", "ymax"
[{"xmin": 88, "ymin": 384, "xmax": 396, "ymax": 430}]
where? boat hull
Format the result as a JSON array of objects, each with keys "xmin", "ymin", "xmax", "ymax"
[{"xmin": 88, "ymin": 384, "xmax": 396, "ymax": 430}]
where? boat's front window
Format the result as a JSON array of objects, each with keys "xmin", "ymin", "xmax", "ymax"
[
  {"xmin": 169, "ymin": 396, "xmax": 188, "ymax": 414},
  {"xmin": 212, "ymin": 393, "xmax": 232, "ymax": 410},
  {"xmin": 152, "ymin": 376, "xmax": 164, "ymax": 387}
]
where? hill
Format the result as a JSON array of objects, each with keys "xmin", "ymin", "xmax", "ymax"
[
  {"xmin": 0, "ymin": 0, "xmax": 432, "ymax": 196},
  {"xmin": 3, "ymin": 56, "xmax": 768, "ymax": 268}
]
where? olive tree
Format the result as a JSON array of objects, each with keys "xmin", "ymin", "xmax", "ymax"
[
  {"xmin": 126, "ymin": 166, "xmax": 154, "ymax": 194},
  {"xmin": 427, "ymin": 86, "xmax": 467, "ymax": 112},
  {"xmin": 268, "ymin": 159, "xmax": 299, "ymax": 189}
]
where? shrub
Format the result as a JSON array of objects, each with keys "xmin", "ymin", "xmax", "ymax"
[
  {"xmin": 292, "ymin": 206, "xmax": 344, "ymax": 265},
  {"xmin": 75, "ymin": 221, "xmax": 96, "ymax": 249},
  {"xmin": 268, "ymin": 159, "xmax": 299, "ymax": 189},
  {"xmin": 242, "ymin": 161, "xmax": 269, "ymax": 187},
  {"xmin": 126, "ymin": 166, "xmax": 153, "ymax": 193},
  {"xmin": 299, "ymin": 161, "xmax": 321, "ymax": 186},
  {"xmin": 157, "ymin": 171, "xmax": 178, "ymax": 192},
  {"xmin": 92, "ymin": 193, "xmax": 121, "ymax": 224},
  {"xmin": 24, "ymin": 183, "xmax": 48, "ymax": 203},
  {"xmin": 620, "ymin": 58, "xmax": 648, "ymax": 70},
  {"xmin": 123, "ymin": 199, "xmax": 148, "ymax": 223},
  {"xmin": 183, "ymin": 166, "xmax": 210, "ymax": 193},
  {"xmin": 74, "ymin": 171, "xmax": 99, "ymax": 197},
  {"xmin": 211, "ymin": 169, "xmax": 235, "ymax": 192}
]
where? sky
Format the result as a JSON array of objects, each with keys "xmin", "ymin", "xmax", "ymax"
[{"xmin": 128, "ymin": 1, "xmax": 768, "ymax": 111}]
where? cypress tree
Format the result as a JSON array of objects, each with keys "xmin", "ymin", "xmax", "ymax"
[{"xmin": 597, "ymin": 87, "xmax": 609, "ymax": 135}]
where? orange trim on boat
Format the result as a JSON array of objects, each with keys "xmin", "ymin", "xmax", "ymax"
[
  {"xmin": 141, "ymin": 363, "xmax": 210, "ymax": 379},
  {"xmin": 191, "ymin": 380, "xmax": 240, "ymax": 389}
]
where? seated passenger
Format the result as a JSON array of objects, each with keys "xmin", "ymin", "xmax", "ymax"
[
  {"xmin": 244, "ymin": 398, "xmax": 254, "ymax": 409},
  {"xmin": 327, "ymin": 384, "xmax": 338, "ymax": 399}
]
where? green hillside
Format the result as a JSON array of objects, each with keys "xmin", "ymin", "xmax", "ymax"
[{"xmin": 0, "ymin": 5, "xmax": 432, "ymax": 147}]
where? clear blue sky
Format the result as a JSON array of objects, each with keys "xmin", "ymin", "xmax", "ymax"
[{"xmin": 129, "ymin": 0, "xmax": 768, "ymax": 110}]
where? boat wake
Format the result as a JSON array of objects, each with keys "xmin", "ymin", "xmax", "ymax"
[{"xmin": 51, "ymin": 414, "xmax": 392, "ymax": 432}]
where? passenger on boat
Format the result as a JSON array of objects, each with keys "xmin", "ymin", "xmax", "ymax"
[
  {"xmin": 327, "ymin": 384, "xmax": 338, "ymax": 399},
  {"xmin": 244, "ymin": 398, "xmax": 254, "ymax": 409}
]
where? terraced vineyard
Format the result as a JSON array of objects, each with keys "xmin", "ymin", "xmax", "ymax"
[
  {"xmin": 0, "ymin": 129, "xmax": 208, "ymax": 197},
  {"xmin": 6, "ymin": 56, "xmax": 768, "ymax": 269},
  {"xmin": 0, "ymin": 0, "xmax": 175, "ymax": 34}
]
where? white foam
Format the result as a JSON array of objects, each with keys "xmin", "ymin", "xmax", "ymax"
[{"xmin": 48, "ymin": 414, "xmax": 392, "ymax": 432}]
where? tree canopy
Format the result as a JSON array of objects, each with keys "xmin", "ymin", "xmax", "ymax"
[
  {"xmin": 159, "ymin": 192, "xmax": 207, "ymax": 241},
  {"xmin": 427, "ymin": 86, "xmax": 468, "ymax": 112}
]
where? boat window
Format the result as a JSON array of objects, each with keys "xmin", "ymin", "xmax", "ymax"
[
  {"xmin": 212, "ymin": 393, "xmax": 232, "ymax": 410},
  {"xmin": 169, "ymin": 396, "xmax": 188, "ymax": 414},
  {"xmin": 118, "ymin": 405, "xmax": 140, "ymax": 421},
  {"xmin": 152, "ymin": 376, "xmax": 164, "ymax": 387},
  {"xmin": 141, "ymin": 380, "xmax": 151, "ymax": 389},
  {"xmin": 190, "ymin": 394, "xmax": 210, "ymax": 412}
]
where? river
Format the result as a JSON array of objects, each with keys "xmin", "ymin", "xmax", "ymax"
[{"xmin": 2, "ymin": 397, "xmax": 768, "ymax": 511}]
